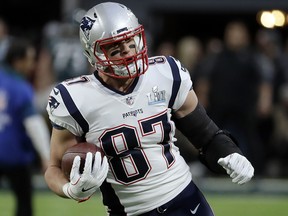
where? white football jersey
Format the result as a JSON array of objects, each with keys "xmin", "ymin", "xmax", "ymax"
[{"xmin": 47, "ymin": 56, "xmax": 193, "ymax": 215}]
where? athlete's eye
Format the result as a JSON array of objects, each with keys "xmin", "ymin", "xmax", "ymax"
[
  {"xmin": 129, "ymin": 44, "xmax": 136, "ymax": 49},
  {"xmin": 110, "ymin": 50, "xmax": 121, "ymax": 56}
]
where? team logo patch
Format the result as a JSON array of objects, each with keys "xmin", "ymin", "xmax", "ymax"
[
  {"xmin": 80, "ymin": 16, "xmax": 96, "ymax": 40},
  {"xmin": 147, "ymin": 86, "xmax": 166, "ymax": 105},
  {"xmin": 48, "ymin": 96, "xmax": 60, "ymax": 112}
]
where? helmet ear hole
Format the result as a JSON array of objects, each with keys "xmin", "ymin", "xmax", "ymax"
[
  {"xmin": 134, "ymin": 35, "xmax": 142, "ymax": 51},
  {"xmin": 84, "ymin": 50, "xmax": 91, "ymax": 57}
]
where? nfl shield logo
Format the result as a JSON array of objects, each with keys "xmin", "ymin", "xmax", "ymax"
[{"xmin": 126, "ymin": 96, "xmax": 134, "ymax": 105}]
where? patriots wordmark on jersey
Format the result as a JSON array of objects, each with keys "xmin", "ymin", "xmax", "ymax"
[{"xmin": 47, "ymin": 56, "xmax": 193, "ymax": 215}]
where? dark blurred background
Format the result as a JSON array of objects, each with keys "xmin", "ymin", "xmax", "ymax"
[
  {"xmin": 1, "ymin": 0, "xmax": 288, "ymax": 181},
  {"xmin": 1, "ymin": 0, "xmax": 288, "ymax": 46}
]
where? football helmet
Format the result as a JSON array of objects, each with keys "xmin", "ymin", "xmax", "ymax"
[{"xmin": 79, "ymin": 2, "xmax": 148, "ymax": 78}]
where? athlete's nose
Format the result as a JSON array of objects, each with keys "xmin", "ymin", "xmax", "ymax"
[{"xmin": 120, "ymin": 42, "xmax": 132, "ymax": 55}]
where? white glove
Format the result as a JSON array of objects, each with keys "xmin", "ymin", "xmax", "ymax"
[
  {"xmin": 218, "ymin": 153, "xmax": 254, "ymax": 185},
  {"xmin": 63, "ymin": 151, "xmax": 108, "ymax": 202}
]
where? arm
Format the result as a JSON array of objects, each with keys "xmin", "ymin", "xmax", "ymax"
[
  {"xmin": 44, "ymin": 127, "xmax": 77, "ymax": 198},
  {"xmin": 24, "ymin": 114, "xmax": 50, "ymax": 172},
  {"xmin": 173, "ymin": 89, "xmax": 254, "ymax": 184},
  {"xmin": 45, "ymin": 127, "xmax": 109, "ymax": 202}
]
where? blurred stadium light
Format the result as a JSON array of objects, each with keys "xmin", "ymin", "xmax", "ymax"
[{"xmin": 257, "ymin": 10, "xmax": 286, "ymax": 28}]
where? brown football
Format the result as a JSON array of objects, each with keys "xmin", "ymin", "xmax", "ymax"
[{"xmin": 61, "ymin": 142, "xmax": 103, "ymax": 180}]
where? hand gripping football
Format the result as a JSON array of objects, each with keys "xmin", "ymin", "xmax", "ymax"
[{"xmin": 61, "ymin": 142, "xmax": 104, "ymax": 180}]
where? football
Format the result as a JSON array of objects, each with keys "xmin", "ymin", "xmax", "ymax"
[{"xmin": 61, "ymin": 142, "xmax": 103, "ymax": 180}]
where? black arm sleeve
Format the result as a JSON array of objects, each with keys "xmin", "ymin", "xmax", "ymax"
[
  {"xmin": 173, "ymin": 102, "xmax": 243, "ymax": 173},
  {"xmin": 199, "ymin": 130, "xmax": 243, "ymax": 173}
]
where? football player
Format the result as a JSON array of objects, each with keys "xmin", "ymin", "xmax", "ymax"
[{"xmin": 45, "ymin": 2, "xmax": 254, "ymax": 216}]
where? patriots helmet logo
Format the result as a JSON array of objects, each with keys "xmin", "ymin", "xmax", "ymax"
[
  {"xmin": 48, "ymin": 96, "xmax": 60, "ymax": 112},
  {"xmin": 80, "ymin": 16, "xmax": 96, "ymax": 40}
]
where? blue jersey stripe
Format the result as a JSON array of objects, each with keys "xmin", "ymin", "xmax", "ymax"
[
  {"xmin": 100, "ymin": 181, "xmax": 126, "ymax": 214},
  {"xmin": 167, "ymin": 56, "xmax": 181, "ymax": 108},
  {"xmin": 56, "ymin": 84, "xmax": 89, "ymax": 134}
]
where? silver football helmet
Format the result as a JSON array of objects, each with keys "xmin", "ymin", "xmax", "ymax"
[{"xmin": 79, "ymin": 2, "xmax": 148, "ymax": 78}]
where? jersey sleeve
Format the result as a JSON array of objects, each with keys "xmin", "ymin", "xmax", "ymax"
[
  {"xmin": 166, "ymin": 56, "xmax": 193, "ymax": 111},
  {"xmin": 46, "ymin": 84, "xmax": 84, "ymax": 136}
]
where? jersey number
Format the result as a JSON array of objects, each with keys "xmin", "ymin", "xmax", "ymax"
[{"xmin": 99, "ymin": 111, "xmax": 175, "ymax": 185}]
